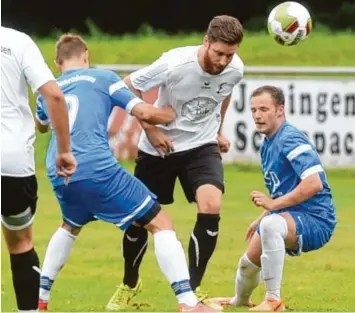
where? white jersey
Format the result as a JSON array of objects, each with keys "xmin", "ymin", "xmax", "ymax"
[
  {"xmin": 1, "ymin": 27, "xmax": 55, "ymax": 177},
  {"xmin": 131, "ymin": 45, "xmax": 244, "ymax": 155}
]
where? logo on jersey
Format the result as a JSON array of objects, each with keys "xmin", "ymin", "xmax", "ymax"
[
  {"xmin": 217, "ymin": 83, "xmax": 234, "ymax": 96},
  {"xmin": 264, "ymin": 170, "xmax": 280, "ymax": 196},
  {"xmin": 202, "ymin": 82, "xmax": 211, "ymax": 90},
  {"xmin": 181, "ymin": 97, "xmax": 218, "ymax": 122},
  {"xmin": 1, "ymin": 46, "xmax": 12, "ymax": 56}
]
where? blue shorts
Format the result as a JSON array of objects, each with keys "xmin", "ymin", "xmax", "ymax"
[
  {"xmin": 257, "ymin": 210, "xmax": 336, "ymax": 256},
  {"xmin": 54, "ymin": 167, "xmax": 157, "ymax": 230}
]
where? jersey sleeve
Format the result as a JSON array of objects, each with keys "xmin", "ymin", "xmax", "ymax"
[
  {"xmin": 130, "ymin": 51, "xmax": 170, "ymax": 92},
  {"xmin": 105, "ymin": 71, "xmax": 143, "ymax": 114},
  {"xmin": 35, "ymin": 96, "xmax": 49, "ymax": 125},
  {"xmin": 21, "ymin": 35, "xmax": 55, "ymax": 93},
  {"xmin": 281, "ymin": 134, "xmax": 324, "ymax": 180}
]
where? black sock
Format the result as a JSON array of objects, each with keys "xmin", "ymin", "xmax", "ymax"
[
  {"xmin": 188, "ymin": 213, "xmax": 220, "ymax": 290},
  {"xmin": 10, "ymin": 248, "xmax": 40, "ymax": 310},
  {"xmin": 122, "ymin": 225, "xmax": 148, "ymax": 288}
]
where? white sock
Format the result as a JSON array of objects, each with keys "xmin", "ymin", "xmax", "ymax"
[
  {"xmin": 39, "ymin": 227, "xmax": 77, "ymax": 302},
  {"xmin": 153, "ymin": 230, "xmax": 198, "ymax": 307},
  {"xmin": 259, "ymin": 214, "xmax": 287, "ymax": 301},
  {"xmin": 231, "ymin": 253, "xmax": 261, "ymax": 305}
]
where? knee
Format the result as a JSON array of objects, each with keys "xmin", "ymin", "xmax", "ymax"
[
  {"xmin": 144, "ymin": 209, "xmax": 174, "ymax": 234},
  {"xmin": 197, "ymin": 196, "xmax": 221, "ymax": 214},
  {"xmin": 259, "ymin": 214, "xmax": 288, "ymax": 242},
  {"xmin": 196, "ymin": 184, "xmax": 222, "ymax": 214},
  {"xmin": 238, "ymin": 253, "xmax": 261, "ymax": 276}
]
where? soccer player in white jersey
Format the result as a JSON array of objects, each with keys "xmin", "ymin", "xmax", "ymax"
[
  {"xmin": 106, "ymin": 15, "xmax": 244, "ymax": 310},
  {"xmin": 207, "ymin": 85, "xmax": 337, "ymax": 311},
  {"xmin": 1, "ymin": 26, "xmax": 77, "ymax": 311}
]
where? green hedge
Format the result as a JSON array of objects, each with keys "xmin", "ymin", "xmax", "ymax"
[{"xmin": 36, "ymin": 32, "xmax": 355, "ymax": 77}]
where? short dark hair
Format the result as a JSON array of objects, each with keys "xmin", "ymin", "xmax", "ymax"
[
  {"xmin": 206, "ymin": 15, "xmax": 244, "ymax": 45},
  {"xmin": 251, "ymin": 85, "xmax": 285, "ymax": 105},
  {"xmin": 56, "ymin": 33, "xmax": 88, "ymax": 65}
]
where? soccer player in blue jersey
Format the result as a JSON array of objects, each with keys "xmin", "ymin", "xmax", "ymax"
[
  {"xmin": 36, "ymin": 34, "xmax": 218, "ymax": 313},
  {"xmin": 208, "ymin": 85, "xmax": 337, "ymax": 311}
]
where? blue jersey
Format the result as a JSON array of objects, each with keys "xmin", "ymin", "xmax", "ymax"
[
  {"xmin": 36, "ymin": 68, "xmax": 142, "ymax": 187},
  {"xmin": 260, "ymin": 121, "xmax": 336, "ymax": 228}
]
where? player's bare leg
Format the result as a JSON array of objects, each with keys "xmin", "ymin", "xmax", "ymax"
[
  {"xmin": 39, "ymin": 223, "xmax": 81, "ymax": 311},
  {"xmin": 143, "ymin": 209, "xmax": 221, "ymax": 312},
  {"xmin": 189, "ymin": 184, "xmax": 222, "ymax": 301},
  {"xmin": 2, "ymin": 224, "xmax": 40, "ymax": 311}
]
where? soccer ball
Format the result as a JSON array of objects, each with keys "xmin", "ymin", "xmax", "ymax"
[{"xmin": 267, "ymin": 2, "xmax": 312, "ymax": 46}]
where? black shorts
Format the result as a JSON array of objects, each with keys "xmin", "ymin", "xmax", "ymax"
[
  {"xmin": 1, "ymin": 175, "xmax": 38, "ymax": 230},
  {"xmin": 134, "ymin": 143, "xmax": 224, "ymax": 204}
]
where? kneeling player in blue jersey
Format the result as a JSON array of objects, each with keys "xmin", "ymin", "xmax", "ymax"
[
  {"xmin": 208, "ymin": 85, "xmax": 337, "ymax": 311},
  {"xmin": 36, "ymin": 34, "xmax": 218, "ymax": 313}
]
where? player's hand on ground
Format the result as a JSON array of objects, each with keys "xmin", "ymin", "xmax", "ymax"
[
  {"xmin": 56, "ymin": 152, "xmax": 77, "ymax": 184},
  {"xmin": 245, "ymin": 219, "xmax": 260, "ymax": 241},
  {"xmin": 217, "ymin": 133, "xmax": 230, "ymax": 153},
  {"xmin": 145, "ymin": 127, "xmax": 174, "ymax": 157},
  {"xmin": 250, "ymin": 190, "xmax": 275, "ymax": 211}
]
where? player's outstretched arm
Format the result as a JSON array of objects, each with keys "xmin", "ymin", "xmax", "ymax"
[
  {"xmin": 131, "ymin": 102, "xmax": 176, "ymax": 125},
  {"xmin": 123, "ymin": 76, "xmax": 160, "ymax": 129},
  {"xmin": 109, "ymin": 75, "xmax": 175, "ymax": 125},
  {"xmin": 124, "ymin": 75, "xmax": 174, "ymax": 125}
]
